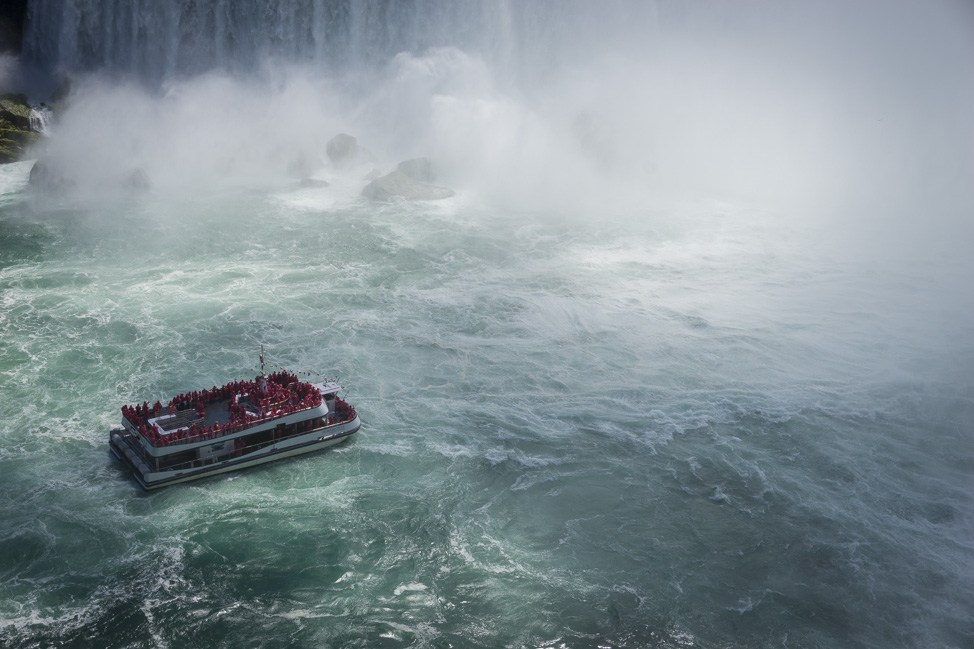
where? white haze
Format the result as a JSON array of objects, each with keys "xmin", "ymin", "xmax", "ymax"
[{"xmin": 22, "ymin": 0, "xmax": 974, "ymax": 253}]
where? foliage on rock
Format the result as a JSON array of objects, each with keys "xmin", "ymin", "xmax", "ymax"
[{"xmin": 0, "ymin": 94, "xmax": 40, "ymax": 163}]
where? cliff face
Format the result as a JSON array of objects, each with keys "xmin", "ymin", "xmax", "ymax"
[{"xmin": 0, "ymin": 0, "xmax": 27, "ymax": 53}]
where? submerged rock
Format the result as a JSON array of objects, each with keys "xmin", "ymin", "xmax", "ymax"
[
  {"xmin": 362, "ymin": 169, "xmax": 454, "ymax": 202},
  {"xmin": 298, "ymin": 177, "xmax": 330, "ymax": 188}
]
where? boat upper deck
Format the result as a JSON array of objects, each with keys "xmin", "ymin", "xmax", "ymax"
[
  {"xmin": 121, "ymin": 371, "xmax": 352, "ymax": 448},
  {"xmin": 149, "ymin": 395, "xmax": 246, "ymax": 433}
]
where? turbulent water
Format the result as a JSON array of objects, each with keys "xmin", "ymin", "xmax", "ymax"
[
  {"xmin": 2, "ymin": 1, "xmax": 974, "ymax": 648},
  {"xmin": 1, "ymin": 161, "xmax": 971, "ymax": 648}
]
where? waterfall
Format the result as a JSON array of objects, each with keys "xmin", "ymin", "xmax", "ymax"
[
  {"xmin": 28, "ymin": 104, "xmax": 51, "ymax": 134},
  {"xmin": 21, "ymin": 0, "xmax": 660, "ymax": 84}
]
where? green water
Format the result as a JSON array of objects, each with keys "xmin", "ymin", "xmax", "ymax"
[{"xmin": 1, "ymin": 164, "xmax": 972, "ymax": 648}]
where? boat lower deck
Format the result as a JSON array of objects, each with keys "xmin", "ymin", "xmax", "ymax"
[{"xmin": 110, "ymin": 415, "xmax": 360, "ymax": 489}]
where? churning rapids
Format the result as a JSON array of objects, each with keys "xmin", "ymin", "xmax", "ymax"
[{"xmin": 1, "ymin": 1, "xmax": 973, "ymax": 648}]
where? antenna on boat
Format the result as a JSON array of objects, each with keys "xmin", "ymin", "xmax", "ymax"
[{"xmin": 258, "ymin": 344, "xmax": 268, "ymax": 395}]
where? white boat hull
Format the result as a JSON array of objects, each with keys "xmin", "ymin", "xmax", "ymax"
[{"xmin": 110, "ymin": 416, "xmax": 360, "ymax": 490}]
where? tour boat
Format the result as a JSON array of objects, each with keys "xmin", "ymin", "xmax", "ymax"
[{"xmin": 109, "ymin": 353, "xmax": 360, "ymax": 490}]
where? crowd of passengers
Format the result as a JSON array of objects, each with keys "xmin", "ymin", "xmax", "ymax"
[{"xmin": 120, "ymin": 371, "xmax": 352, "ymax": 447}]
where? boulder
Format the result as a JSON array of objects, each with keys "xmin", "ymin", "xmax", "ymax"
[
  {"xmin": 27, "ymin": 160, "xmax": 74, "ymax": 192},
  {"xmin": 326, "ymin": 133, "xmax": 360, "ymax": 168},
  {"xmin": 362, "ymin": 169, "xmax": 454, "ymax": 202},
  {"xmin": 396, "ymin": 157, "xmax": 436, "ymax": 183}
]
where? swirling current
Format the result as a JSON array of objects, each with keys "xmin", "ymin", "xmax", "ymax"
[{"xmin": 0, "ymin": 159, "xmax": 971, "ymax": 648}]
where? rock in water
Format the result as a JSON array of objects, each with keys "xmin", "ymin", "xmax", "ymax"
[
  {"xmin": 362, "ymin": 169, "xmax": 454, "ymax": 202},
  {"xmin": 27, "ymin": 160, "xmax": 73, "ymax": 191},
  {"xmin": 326, "ymin": 133, "xmax": 360, "ymax": 168},
  {"xmin": 27, "ymin": 160, "xmax": 47, "ymax": 184},
  {"xmin": 396, "ymin": 157, "xmax": 435, "ymax": 183}
]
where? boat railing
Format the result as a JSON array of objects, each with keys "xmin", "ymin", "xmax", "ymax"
[
  {"xmin": 126, "ymin": 401, "xmax": 320, "ymax": 446},
  {"xmin": 129, "ymin": 417, "xmax": 355, "ymax": 474},
  {"xmin": 123, "ymin": 399, "xmax": 356, "ymax": 449},
  {"xmin": 121, "ymin": 372, "xmax": 339, "ymax": 448}
]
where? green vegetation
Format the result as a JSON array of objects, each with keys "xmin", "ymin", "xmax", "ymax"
[{"xmin": 0, "ymin": 94, "xmax": 40, "ymax": 163}]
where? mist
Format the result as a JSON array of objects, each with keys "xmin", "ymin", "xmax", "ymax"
[
  {"xmin": 10, "ymin": 0, "xmax": 966, "ymax": 393},
  {"xmin": 17, "ymin": 1, "xmax": 970, "ymax": 236}
]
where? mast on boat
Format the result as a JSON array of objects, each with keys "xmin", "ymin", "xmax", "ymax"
[{"xmin": 258, "ymin": 343, "xmax": 268, "ymax": 395}]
